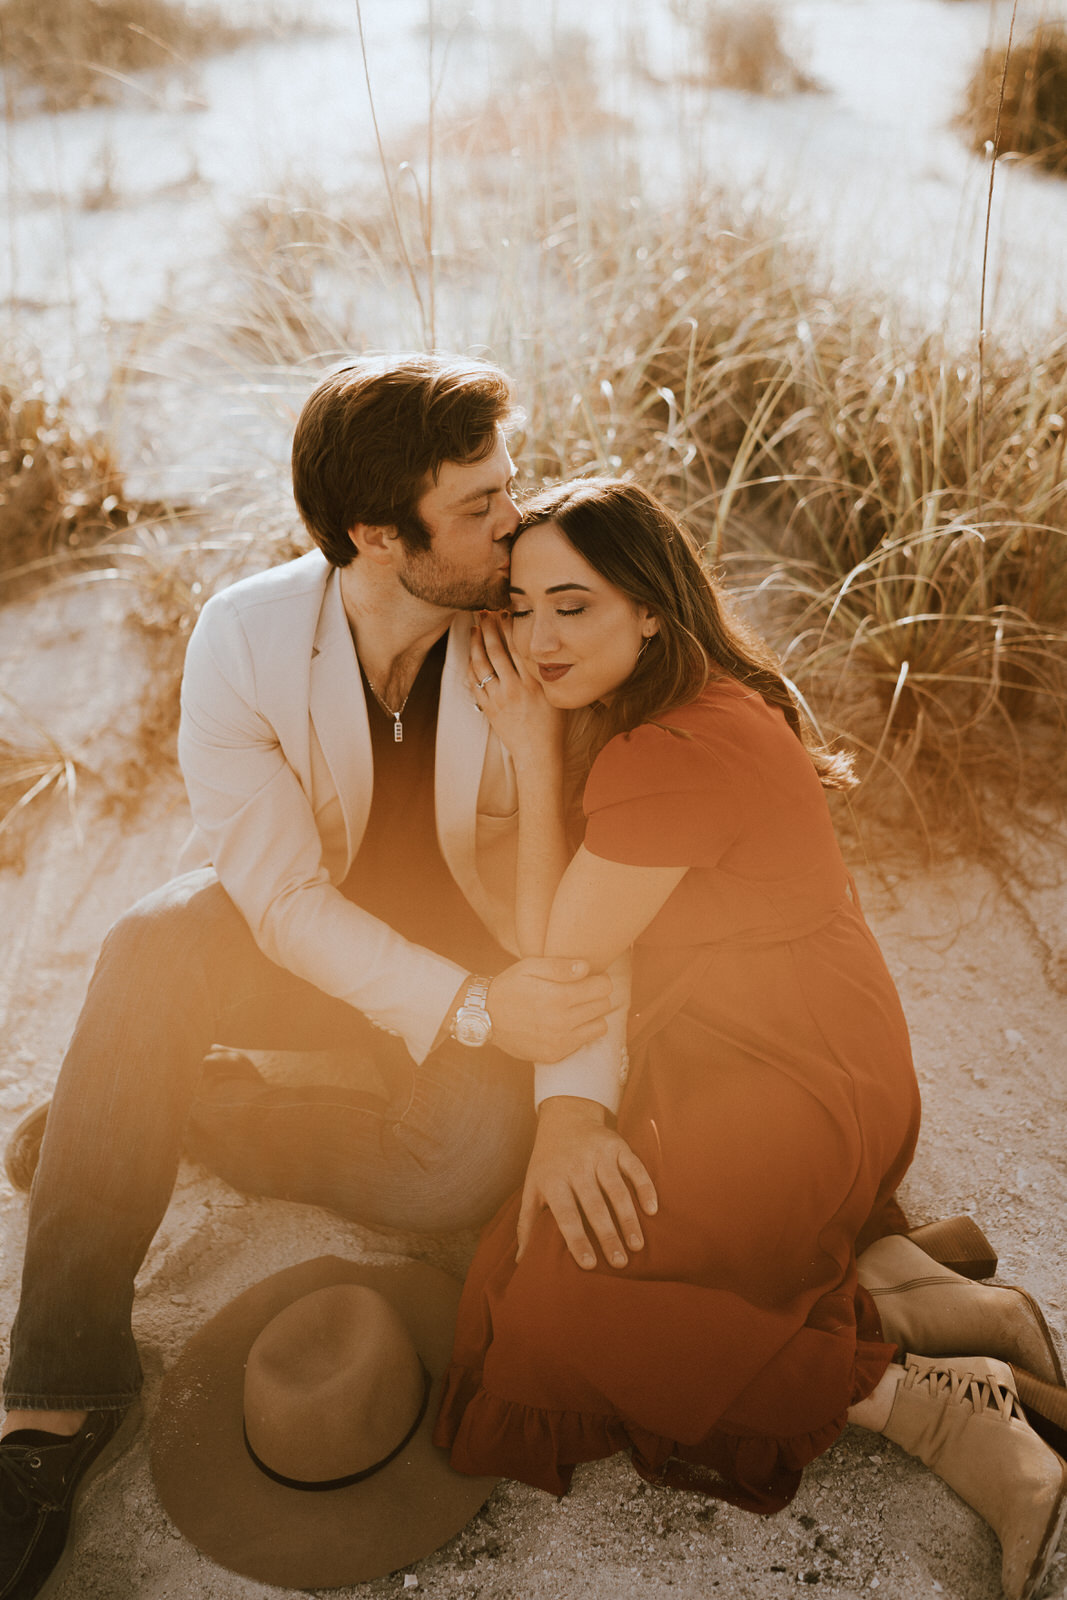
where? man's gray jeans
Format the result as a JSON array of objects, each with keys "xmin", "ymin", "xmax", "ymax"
[{"xmin": 3, "ymin": 870, "xmax": 534, "ymax": 1411}]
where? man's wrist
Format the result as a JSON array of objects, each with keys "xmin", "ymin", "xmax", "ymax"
[
  {"xmin": 537, "ymin": 1095, "xmax": 607, "ymax": 1126},
  {"xmin": 433, "ymin": 977, "xmax": 471, "ymax": 1053}
]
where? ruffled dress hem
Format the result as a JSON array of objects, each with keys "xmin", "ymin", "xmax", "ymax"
[{"xmin": 434, "ymin": 1327, "xmax": 896, "ymax": 1514}]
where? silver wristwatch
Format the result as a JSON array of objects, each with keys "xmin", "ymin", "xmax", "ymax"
[{"xmin": 450, "ymin": 975, "xmax": 492, "ymax": 1048}]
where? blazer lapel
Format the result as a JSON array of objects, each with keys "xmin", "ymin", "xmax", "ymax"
[
  {"xmin": 309, "ymin": 595, "xmax": 505, "ymax": 914},
  {"xmin": 309, "ymin": 569, "xmax": 372, "ymax": 867}
]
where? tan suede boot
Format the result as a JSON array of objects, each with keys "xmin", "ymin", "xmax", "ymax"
[
  {"xmin": 881, "ymin": 1354, "xmax": 1067, "ymax": 1600},
  {"xmin": 859, "ymin": 1235, "xmax": 1064, "ymax": 1385}
]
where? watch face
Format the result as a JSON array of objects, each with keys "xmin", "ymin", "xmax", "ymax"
[{"xmin": 454, "ymin": 1008, "xmax": 492, "ymax": 1047}]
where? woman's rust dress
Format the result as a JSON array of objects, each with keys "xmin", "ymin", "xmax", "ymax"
[{"xmin": 434, "ymin": 682, "xmax": 921, "ymax": 1512}]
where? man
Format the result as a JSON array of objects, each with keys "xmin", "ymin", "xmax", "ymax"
[{"xmin": 0, "ymin": 354, "xmax": 624, "ymax": 1600}]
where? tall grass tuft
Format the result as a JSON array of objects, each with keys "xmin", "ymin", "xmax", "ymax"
[
  {"xmin": 222, "ymin": 183, "xmax": 414, "ymax": 365},
  {"xmin": 221, "ymin": 24, "xmax": 624, "ymax": 363},
  {"xmin": 0, "ymin": 375, "xmax": 132, "ymax": 585},
  {"xmin": 0, "ymin": 0, "xmax": 258, "ymax": 110},
  {"xmin": 208, "ymin": 107, "xmax": 1067, "ymax": 849},
  {"xmin": 0, "ymin": 704, "xmax": 78, "ymax": 855},
  {"xmin": 507, "ymin": 198, "xmax": 1067, "ymax": 839},
  {"xmin": 959, "ymin": 21, "xmax": 1067, "ymax": 175}
]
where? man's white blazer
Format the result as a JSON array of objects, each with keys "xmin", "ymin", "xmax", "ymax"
[{"xmin": 178, "ymin": 550, "xmax": 627, "ymax": 1108}]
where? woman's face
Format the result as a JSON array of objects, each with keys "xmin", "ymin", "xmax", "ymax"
[{"xmin": 508, "ymin": 521, "xmax": 657, "ymax": 709}]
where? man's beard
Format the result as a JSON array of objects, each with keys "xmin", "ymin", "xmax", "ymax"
[{"xmin": 394, "ymin": 514, "xmax": 510, "ymax": 610}]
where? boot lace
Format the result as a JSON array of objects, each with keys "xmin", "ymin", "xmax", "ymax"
[{"xmin": 902, "ymin": 1359, "xmax": 1027, "ymax": 1423}]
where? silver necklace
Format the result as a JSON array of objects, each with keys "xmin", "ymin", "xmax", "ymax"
[{"xmin": 364, "ymin": 677, "xmax": 411, "ymax": 742}]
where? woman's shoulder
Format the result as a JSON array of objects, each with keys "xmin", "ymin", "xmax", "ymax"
[
  {"xmin": 585, "ymin": 681, "xmax": 801, "ymax": 817},
  {"xmin": 657, "ymin": 677, "xmax": 784, "ymax": 733},
  {"xmin": 582, "ymin": 684, "xmax": 767, "ymax": 860},
  {"xmin": 585, "ymin": 681, "xmax": 758, "ymax": 804},
  {"xmin": 605, "ymin": 679, "xmax": 781, "ymax": 762}
]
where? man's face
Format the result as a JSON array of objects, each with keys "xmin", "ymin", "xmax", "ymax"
[{"xmin": 393, "ymin": 429, "xmax": 520, "ymax": 610}]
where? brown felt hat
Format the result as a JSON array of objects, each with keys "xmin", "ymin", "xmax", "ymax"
[{"xmin": 149, "ymin": 1255, "xmax": 496, "ymax": 1588}]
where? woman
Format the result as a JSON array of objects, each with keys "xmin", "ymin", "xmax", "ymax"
[{"xmin": 433, "ymin": 479, "xmax": 1067, "ymax": 1600}]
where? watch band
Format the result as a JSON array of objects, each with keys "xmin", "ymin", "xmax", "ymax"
[{"xmin": 450, "ymin": 975, "xmax": 493, "ymax": 1048}]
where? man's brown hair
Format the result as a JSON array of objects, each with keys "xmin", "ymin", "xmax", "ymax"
[{"xmin": 291, "ymin": 354, "xmax": 516, "ymax": 566}]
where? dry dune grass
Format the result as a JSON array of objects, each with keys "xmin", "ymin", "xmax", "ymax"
[
  {"xmin": 669, "ymin": 0, "xmax": 819, "ymax": 95},
  {"xmin": 0, "ymin": 376, "xmax": 131, "ymax": 584},
  {"xmin": 959, "ymin": 21, "xmax": 1067, "ymax": 175},
  {"xmin": 224, "ymin": 184, "xmax": 409, "ymax": 365},
  {"xmin": 222, "ymin": 26, "xmax": 624, "ymax": 365},
  {"xmin": 433, "ymin": 28, "xmax": 626, "ymax": 158},
  {"xmin": 0, "ymin": 357, "xmax": 304, "ymax": 814},
  {"xmin": 0, "ymin": 713, "xmax": 77, "ymax": 863},
  {"xmin": 511, "ymin": 201, "xmax": 1067, "ymax": 839},
  {"xmin": 0, "ymin": 0, "xmax": 258, "ymax": 110}
]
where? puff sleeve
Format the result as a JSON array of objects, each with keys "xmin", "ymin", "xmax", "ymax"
[{"xmin": 582, "ymin": 717, "xmax": 745, "ymax": 869}]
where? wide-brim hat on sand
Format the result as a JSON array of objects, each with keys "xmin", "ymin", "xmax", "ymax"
[{"xmin": 150, "ymin": 1255, "xmax": 496, "ymax": 1588}]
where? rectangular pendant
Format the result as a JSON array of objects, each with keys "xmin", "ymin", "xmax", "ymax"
[{"xmin": 394, "ymin": 721, "xmax": 403, "ymax": 743}]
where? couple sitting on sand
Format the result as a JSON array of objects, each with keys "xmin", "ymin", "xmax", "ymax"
[{"xmin": 1, "ymin": 355, "xmax": 1065, "ymax": 1600}]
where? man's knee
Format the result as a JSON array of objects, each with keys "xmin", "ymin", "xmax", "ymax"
[
  {"xmin": 407, "ymin": 1088, "xmax": 534, "ymax": 1232},
  {"xmin": 97, "ymin": 870, "xmax": 241, "ymax": 976}
]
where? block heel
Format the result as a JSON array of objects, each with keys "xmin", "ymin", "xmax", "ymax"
[
  {"xmin": 907, "ymin": 1214, "xmax": 998, "ymax": 1281},
  {"xmin": 1011, "ymin": 1366, "xmax": 1067, "ymax": 1460}
]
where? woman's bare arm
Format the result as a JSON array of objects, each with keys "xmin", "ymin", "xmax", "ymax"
[
  {"xmin": 518, "ymin": 846, "xmax": 687, "ymax": 1270},
  {"xmin": 512, "ymin": 753, "xmax": 570, "ymax": 958},
  {"xmin": 544, "ymin": 845, "xmax": 686, "ymax": 971}
]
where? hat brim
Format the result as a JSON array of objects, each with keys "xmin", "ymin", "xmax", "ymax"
[{"xmin": 150, "ymin": 1255, "xmax": 497, "ymax": 1588}]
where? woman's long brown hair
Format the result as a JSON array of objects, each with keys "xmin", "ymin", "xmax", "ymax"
[{"xmin": 517, "ymin": 477, "xmax": 855, "ymax": 791}]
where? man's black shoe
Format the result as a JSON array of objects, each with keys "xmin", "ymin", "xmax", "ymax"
[{"xmin": 0, "ymin": 1406, "xmax": 137, "ymax": 1599}]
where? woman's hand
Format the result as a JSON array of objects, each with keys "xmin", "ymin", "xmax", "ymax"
[
  {"xmin": 517, "ymin": 1096, "xmax": 658, "ymax": 1271},
  {"xmin": 470, "ymin": 612, "xmax": 563, "ymax": 773}
]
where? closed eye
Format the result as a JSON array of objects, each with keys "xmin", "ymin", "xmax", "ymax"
[
  {"xmin": 509, "ymin": 605, "xmax": 586, "ymax": 619},
  {"xmin": 471, "ymin": 476, "xmax": 517, "ymax": 517}
]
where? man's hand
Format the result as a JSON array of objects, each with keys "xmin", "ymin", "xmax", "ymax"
[
  {"xmin": 487, "ymin": 958, "xmax": 612, "ymax": 1062},
  {"xmin": 517, "ymin": 1096, "xmax": 658, "ymax": 1271}
]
